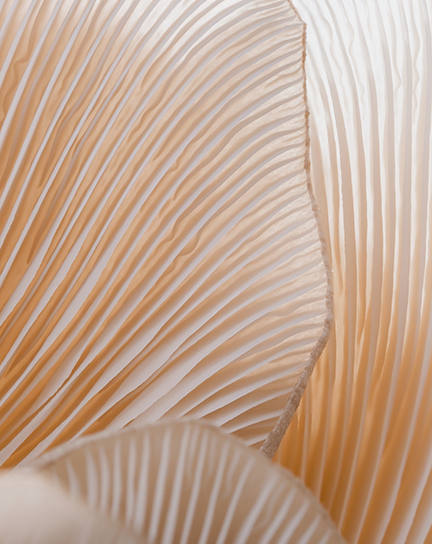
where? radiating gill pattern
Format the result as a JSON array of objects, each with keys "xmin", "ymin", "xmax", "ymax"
[
  {"xmin": 32, "ymin": 421, "xmax": 345, "ymax": 544},
  {"xmin": 276, "ymin": 1, "xmax": 432, "ymax": 544},
  {"xmin": 0, "ymin": 0, "xmax": 329, "ymax": 465}
]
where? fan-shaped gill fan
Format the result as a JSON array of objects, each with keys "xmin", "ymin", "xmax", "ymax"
[
  {"xmin": 0, "ymin": 0, "xmax": 330, "ymax": 467},
  {"xmin": 275, "ymin": 1, "xmax": 432, "ymax": 544},
  {"xmin": 18, "ymin": 420, "xmax": 344, "ymax": 544}
]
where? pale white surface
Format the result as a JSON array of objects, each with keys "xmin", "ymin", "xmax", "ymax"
[
  {"xmin": 32, "ymin": 420, "xmax": 346, "ymax": 544},
  {"xmin": 0, "ymin": 469, "xmax": 141, "ymax": 544}
]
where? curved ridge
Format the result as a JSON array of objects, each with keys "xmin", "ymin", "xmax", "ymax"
[
  {"xmin": 31, "ymin": 420, "xmax": 346, "ymax": 544},
  {"xmin": 0, "ymin": 0, "xmax": 330, "ymax": 466}
]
